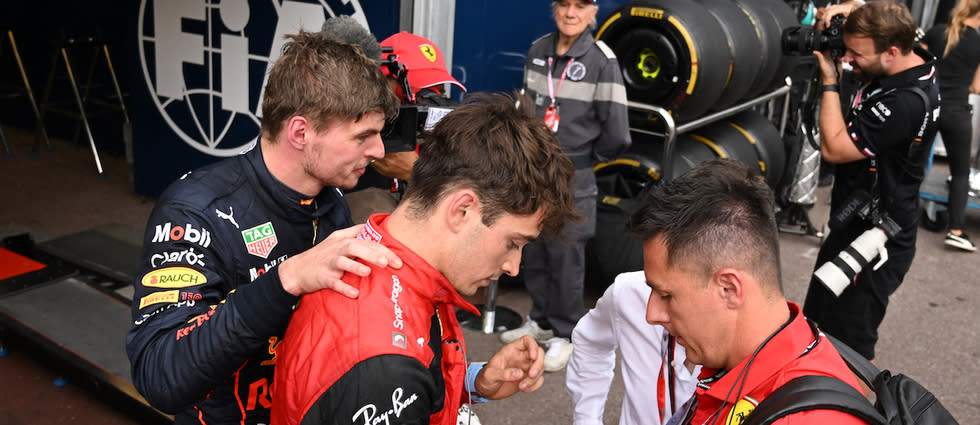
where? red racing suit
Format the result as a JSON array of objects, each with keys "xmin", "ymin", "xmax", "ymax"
[
  {"xmin": 681, "ymin": 303, "xmax": 867, "ymax": 425},
  {"xmin": 272, "ymin": 214, "xmax": 480, "ymax": 425}
]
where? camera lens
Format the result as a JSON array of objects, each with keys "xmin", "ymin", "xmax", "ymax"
[
  {"xmin": 814, "ymin": 227, "xmax": 889, "ymax": 296},
  {"xmin": 781, "ymin": 27, "xmax": 818, "ymax": 55},
  {"xmin": 780, "ymin": 16, "xmax": 846, "ymax": 58}
]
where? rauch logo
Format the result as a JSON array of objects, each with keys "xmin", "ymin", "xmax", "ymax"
[{"xmin": 141, "ymin": 266, "xmax": 208, "ymax": 288}]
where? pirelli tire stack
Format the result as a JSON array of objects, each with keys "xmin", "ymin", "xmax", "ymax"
[{"xmin": 586, "ymin": 0, "xmax": 801, "ymax": 287}]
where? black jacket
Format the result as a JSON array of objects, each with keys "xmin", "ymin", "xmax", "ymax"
[{"xmin": 126, "ymin": 142, "xmax": 353, "ymax": 425}]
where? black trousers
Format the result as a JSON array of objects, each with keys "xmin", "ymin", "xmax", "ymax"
[{"xmin": 938, "ymin": 103, "xmax": 973, "ymax": 231}]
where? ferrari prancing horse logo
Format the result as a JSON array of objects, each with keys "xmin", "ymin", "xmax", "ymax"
[{"xmin": 419, "ymin": 44, "xmax": 438, "ymax": 62}]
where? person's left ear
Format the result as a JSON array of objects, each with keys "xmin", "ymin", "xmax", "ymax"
[
  {"xmin": 446, "ymin": 188, "xmax": 480, "ymax": 232},
  {"xmin": 715, "ymin": 268, "xmax": 745, "ymax": 309},
  {"xmin": 285, "ymin": 116, "xmax": 310, "ymax": 150},
  {"xmin": 883, "ymin": 45, "xmax": 900, "ymax": 63}
]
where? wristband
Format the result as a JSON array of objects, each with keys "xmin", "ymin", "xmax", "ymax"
[
  {"xmin": 822, "ymin": 84, "xmax": 840, "ymax": 93},
  {"xmin": 465, "ymin": 362, "xmax": 490, "ymax": 404}
]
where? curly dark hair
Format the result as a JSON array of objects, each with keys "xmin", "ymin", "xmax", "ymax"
[
  {"xmin": 404, "ymin": 92, "xmax": 580, "ymax": 236},
  {"xmin": 845, "ymin": 0, "xmax": 919, "ymax": 54}
]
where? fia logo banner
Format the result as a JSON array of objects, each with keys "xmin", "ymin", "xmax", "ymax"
[{"xmin": 137, "ymin": 0, "xmax": 370, "ymax": 157}]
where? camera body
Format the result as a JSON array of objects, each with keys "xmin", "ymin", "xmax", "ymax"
[
  {"xmin": 782, "ymin": 13, "xmax": 846, "ymax": 59},
  {"xmin": 814, "ymin": 190, "xmax": 902, "ymax": 296},
  {"xmin": 379, "ymin": 47, "xmax": 459, "ymax": 153}
]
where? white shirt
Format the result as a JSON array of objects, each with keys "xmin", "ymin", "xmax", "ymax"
[{"xmin": 566, "ymin": 271, "xmax": 700, "ymax": 425}]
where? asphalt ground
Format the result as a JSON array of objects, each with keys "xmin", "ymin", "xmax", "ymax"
[{"xmin": 1, "ymin": 128, "xmax": 977, "ymax": 424}]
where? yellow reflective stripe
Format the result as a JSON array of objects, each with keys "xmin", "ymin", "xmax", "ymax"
[
  {"xmin": 687, "ymin": 134, "xmax": 726, "ymax": 158},
  {"xmin": 667, "ymin": 16, "xmax": 697, "ymax": 94},
  {"xmin": 593, "ymin": 158, "xmax": 661, "ymax": 180},
  {"xmin": 596, "ymin": 12, "xmax": 622, "ymax": 39}
]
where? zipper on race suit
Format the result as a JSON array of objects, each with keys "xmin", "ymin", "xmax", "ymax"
[{"xmin": 312, "ymin": 200, "xmax": 319, "ymax": 245}]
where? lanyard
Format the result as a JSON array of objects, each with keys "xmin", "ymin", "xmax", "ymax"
[
  {"xmin": 547, "ymin": 56, "xmax": 574, "ymax": 106},
  {"xmin": 851, "ymin": 83, "xmax": 879, "ymax": 191},
  {"xmin": 851, "ymin": 83, "xmax": 867, "ymax": 110},
  {"xmin": 658, "ymin": 334, "xmax": 678, "ymax": 422}
]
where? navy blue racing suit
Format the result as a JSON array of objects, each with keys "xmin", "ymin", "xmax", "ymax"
[{"xmin": 125, "ymin": 141, "xmax": 353, "ymax": 425}]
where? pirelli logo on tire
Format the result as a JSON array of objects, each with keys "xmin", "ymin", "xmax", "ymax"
[
  {"xmin": 629, "ymin": 7, "xmax": 664, "ymax": 19},
  {"xmin": 141, "ymin": 266, "xmax": 207, "ymax": 288}
]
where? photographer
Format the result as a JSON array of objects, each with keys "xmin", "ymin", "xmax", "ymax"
[
  {"xmin": 803, "ymin": 1, "xmax": 940, "ymax": 362},
  {"xmin": 371, "ymin": 31, "xmax": 464, "ymax": 184},
  {"xmin": 324, "ymin": 18, "xmax": 465, "ymax": 223}
]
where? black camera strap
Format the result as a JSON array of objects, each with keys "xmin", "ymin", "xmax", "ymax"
[
  {"xmin": 851, "ymin": 84, "xmax": 931, "ymax": 221},
  {"xmin": 849, "ymin": 82, "xmax": 883, "ymax": 211}
]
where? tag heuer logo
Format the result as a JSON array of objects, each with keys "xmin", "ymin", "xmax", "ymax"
[{"xmin": 242, "ymin": 222, "xmax": 278, "ymax": 259}]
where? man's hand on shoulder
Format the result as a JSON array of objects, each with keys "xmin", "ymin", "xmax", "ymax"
[
  {"xmin": 277, "ymin": 224, "xmax": 403, "ymax": 297},
  {"xmin": 474, "ymin": 335, "xmax": 545, "ymax": 400}
]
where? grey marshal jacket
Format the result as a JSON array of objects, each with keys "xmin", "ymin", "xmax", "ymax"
[{"xmin": 523, "ymin": 31, "xmax": 631, "ymax": 174}]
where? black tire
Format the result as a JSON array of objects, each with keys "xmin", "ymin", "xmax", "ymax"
[
  {"xmin": 920, "ymin": 204, "xmax": 949, "ymax": 232},
  {"xmin": 733, "ymin": 0, "xmax": 786, "ymax": 99},
  {"xmin": 728, "ymin": 110, "xmax": 787, "ymax": 190},
  {"xmin": 696, "ymin": 0, "xmax": 764, "ymax": 111},
  {"xmin": 585, "ymin": 192, "xmax": 646, "ymax": 289},
  {"xmin": 685, "ymin": 121, "xmax": 764, "ymax": 178},
  {"xmin": 670, "ymin": 132, "xmax": 722, "ymax": 179},
  {"xmin": 589, "ymin": 132, "xmax": 663, "ymax": 288},
  {"xmin": 594, "ymin": 131, "xmax": 664, "ymax": 197},
  {"xmin": 759, "ymin": 0, "xmax": 801, "ymax": 93},
  {"xmin": 597, "ymin": 0, "xmax": 730, "ymax": 123}
]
